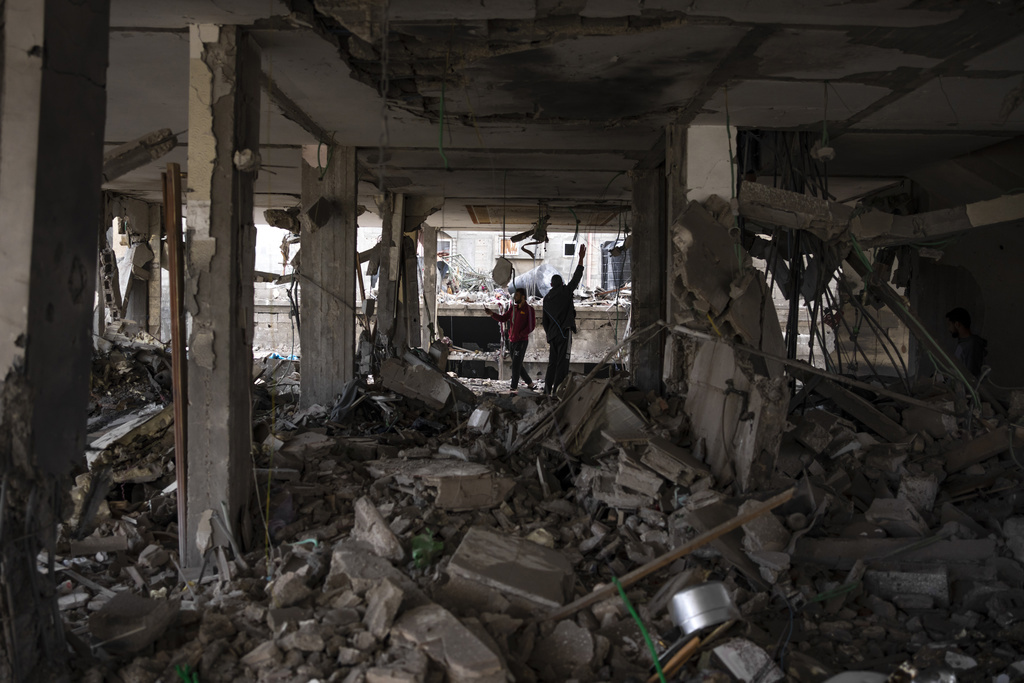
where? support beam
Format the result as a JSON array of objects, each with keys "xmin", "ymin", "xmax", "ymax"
[
  {"xmin": 299, "ymin": 144, "xmax": 358, "ymax": 407},
  {"xmin": 101, "ymin": 127, "xmax": 176, "ymax": 184},
  {"xmin": 738, "ymin": 182, "xmax": 1024, "ymax": 248},
  {"xmin": 0, "ymin": 0, "xmax": 110, "ymax": 678},
  {"xmin": 629, "ymin": 168, "xmax": 666, "ymax": 394},
  {"xmin": 184, "ymin": 24, "xmax": 260, "ymax": 567}
]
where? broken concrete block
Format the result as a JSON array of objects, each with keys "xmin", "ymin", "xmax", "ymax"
[
  {"xmin": 898, "ymin": 473, "xmax": 939, "ymax": 512},
  {"xmin": 279, "ymin": 622, "xmax": 325, "ymax": 652},
  {"xmin": 640, "ymin": 436, "xmax": 710, "ymax": 485},
  {"xmin": 88, "ymin": 592, "xmax": 180, "ymax": 655},
  {"xmin": 865, "ymin": 498, "xmax": 929, "ymax": 537},
  {"xmin": 864, "ymin": 567, "xmax": 949, "ymax": 607},
  {"xmin": 353, "ymin": 496, "xmax": 404, "ymax": 562},
  {"xmin": 713, "ymin": 638, "xmax": 785, "ymax": 682},
  {"xmin": 615, "ymin": 453, "xmax": 663, "ymax": 498},
  {"xmin": 467, "ymin": 407, "xmax": 492, "ymax": 433},
  {"xmin": 792, "ymin": 409, "xmax": 857, "ymax": 455},
  {"xmin": 447, "ymin": 527, "xmax": 573, "ymax": 608},
  {"xmin": 380, "ymin": 357, "xmax": 453, "ymax": 411},
  {"xmin": 739, "ymin": 500, "xmax": 790, "ymax": 553},
  {"xmin": 394, "ymin": 604, "xmax": 507, "ymax": 683},
  {"xmin": 364, "ymin": 578, "xmax": 404, "ymax": 638},
  {"xmin": 1004, "ymin": 517, "xmax": 1024, "ymax": 563},
  {"xmin": 241, "ymin": 641, "xmax": 283, "ymax": 669},
  {"xmin": 270, "ymin": 571, "xmax": 313, "ymax": 608},
  {"xmin": 136, "ymin": 543, "xmax": 168, "ymax": 568},
  {"xmin": 435, "ymin": 475, "xmax": 515, "ymax": 511},
  {"xmin": 59, "ymin": 591, "xmax": 91, "ymax": 611},
  {"xmin": 198, "ymin": 612, "xmax": 237, "ymax": 644},
  {"xmin": 366, "ymin": 668, "xmax": 420, "ymax": 683},
  {"xmin": 529, "ymin": 620, "xmax": 596, "ymax": 678},
  {"xmin": 327, "ymin": 541, "xmax": 425, "ymax": 601},
  {"xmin": 902, "ymin": 405, "xmax": 956, "ymax": 439},
  {"xmin": 267, "ymin": 606, "xmax": 311, "ymax": 631}
]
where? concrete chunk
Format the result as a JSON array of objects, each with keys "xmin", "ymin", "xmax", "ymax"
[
  {"xmin": 640, "ymin": 436, "xmax": 710, "ymax": 485},
  {"xmin": 364, "ymin": 578, "xmax": 405, "ymax": 638},
  {"xmin": 529, "ymin": 620, "xmax": 595, "ymax": 677},
  {"xmin": 864, "ymin": 567, "xmax": 949, "ymax": 607},
  {"xmin": 353, "ymin": 496, "xmax": 404, "ymax": 562},
  {"xmin": 447, "ymin": 527, "xmax": 573, "ymax": 608},
  {"xmin": 435, "ymin": 475, "xmax": 515, "ymax": 511},
  {"xmin": 394, "ymin": 604, "xmax": 507, "ymax": 683},
  {"xmin": 865, "ymin": 498, "xmax": 929, "ymax": 537},
  {"xmin": 898, "ymin": 473, "xmax": 939, "ymax": 512},
  {"xmin": 88, "ymin": 593, "xmax": 179, "ymax": 655}
]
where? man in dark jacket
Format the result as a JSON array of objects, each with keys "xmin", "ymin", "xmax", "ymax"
[
  {"xmin": 542, "ymin": 244, "xmax": 586, "ymax": 395},
  {"xmin": 484, "ymin": 288, "xmax": 537, "ymax": 393},
  {"xmin": 946, "ymin": 307, "xmax": 988, "ymax": 377}
]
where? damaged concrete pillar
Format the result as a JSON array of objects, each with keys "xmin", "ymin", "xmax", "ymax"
[
  {"xmin": 147, "ymin": 203, "xmax": 163, "ymax": 338},
  {"xmin": 375, "ymin": 192, "xmax": 405, "ymax": 352},
  {"xmin": 421, "ymin": 224, "xmax": 439, "ymax": 345},
  {"xmin": 0, "ymin": 0, "xmax": 110, "ymax": 678},
  {"xmin": 184, "ymin": 25, "xmax": 260, "ymax": 567},
  {"xmin": 375, "ymin": 194, "xmax": 442, "ymax": 353},
  {"xmin": 629, "ymin": 167, "xmax": 667, "ymax": 393},
  {"xmin": 298, "ymin": 144, "xmax": 358, "ymax": 407}
]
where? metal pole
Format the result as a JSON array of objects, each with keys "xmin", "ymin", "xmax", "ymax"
[{"xmin": 162, "ymin": 163, "xmax": 189, "ymax": 562}]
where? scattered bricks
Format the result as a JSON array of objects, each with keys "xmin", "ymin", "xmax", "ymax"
[
  {"xmin": 353, "ymin": 496, "xmax": 405, "ymax": 562},
  {"xmin": 898, "ymin": 473, "xmax": 939, "ymax": 512},
  {"xmin": 364, "ymin": 578, "xmax": 405, "ymax": 638},
  {"xmin": 864, "ymin": 567, "xmax": 950, "ymax": 608},
  {"xmin": 865, "ymin": 498, "xmax": 929, "ymax": 537}
]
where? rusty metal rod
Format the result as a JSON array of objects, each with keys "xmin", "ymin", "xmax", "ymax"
[{"xmin": 163, "ymin": 164, "xmax": 189, "ymax": 563}]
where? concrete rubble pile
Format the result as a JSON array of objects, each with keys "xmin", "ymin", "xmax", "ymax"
[{"xmin": 54, "ymin": 331, "xmax": 1024, "ymax": 683}]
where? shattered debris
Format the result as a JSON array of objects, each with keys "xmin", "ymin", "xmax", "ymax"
[{"xmin": 52, "ymin": 319, "xmax": 1024, "ymax": 682}]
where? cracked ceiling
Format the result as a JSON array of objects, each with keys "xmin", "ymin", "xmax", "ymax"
[{"xmin": 104, "ymin": 0, "xmax": 1024, "ymax": 228}]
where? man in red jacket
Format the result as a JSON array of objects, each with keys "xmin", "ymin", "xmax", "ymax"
[{"xmin": 484, "ymin": 288, "xmax": 537, "ymax": 393}]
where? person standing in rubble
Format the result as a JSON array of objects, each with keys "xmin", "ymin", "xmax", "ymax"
[
  {"xmin": 542, "ymin": 244, "xmax": 586, "ymax": 396},
  {"xmin": 484, "ymin": 288, "xmax": 538, "ymax": 393},
  {"xmin": 946, "ymin": 307, "xmax": 988, "ymax": 377}
]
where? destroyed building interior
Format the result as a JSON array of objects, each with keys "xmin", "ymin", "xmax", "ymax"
[{"xmin": 5, "ymin": 1, "xmax": 1024, "ymax": 682}]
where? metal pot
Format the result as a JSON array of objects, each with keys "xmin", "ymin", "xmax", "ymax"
[{"xmin": 668, "ymin": 582, "xmax": 741, "ymax": 635}]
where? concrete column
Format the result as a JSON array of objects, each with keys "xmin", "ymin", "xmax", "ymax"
[
  {"xmin": 629, "ymin": 168, "xmax": 667, "ymax": 394},
  {"xmin": 298, "ymin": 143, "xmax": 358, "ymax": 407},
  {"xmin": 184, "ymin": 24, "xmax": 260, "ymax": 567},
  {"xmin": 375, "ymin": 192, "xmax": 405, "ymax": 351},
  {"xmin": 421, "ymin": 225, "xmax": 438, "ymax": 345},
  {"xmin": 0, "ymin": 0, "xmax": 109, "ymax": 678}
]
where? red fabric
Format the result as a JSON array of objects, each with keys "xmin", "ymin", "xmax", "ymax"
[{"xmin": 491, "ymin": 302, "xmax": 536, "ymax": 342}]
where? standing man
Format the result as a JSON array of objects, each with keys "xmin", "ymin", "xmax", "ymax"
[
  {"xmin": 542, "ymin": 244, "xmax": 587, "ymax": 395},
  {"xmin": 946, "ymin": 307, "xmax": 988, "ymax": 377},
  {"xmin": 484, "ymin": 288, "xmax": 537, "ymax": 393}
]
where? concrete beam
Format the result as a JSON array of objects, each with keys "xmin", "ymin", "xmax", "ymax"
[
  {"xmin": 102, "ymin": 128, "xmax": 176, "ymax": 184},
  {"xmin": 0, "ymin": 0, "xmax": 110, "ymax": 678},
  {"xmin": 184, "ymin": 24, "xmax": 260, "ymax": 567},
  {"xmin": 739, "ymin": 182, "xmax": 1024, "ymax": 247},
  {"xmin": 298, "ymin": 143, "xmax": 358, "ymax": 407}
]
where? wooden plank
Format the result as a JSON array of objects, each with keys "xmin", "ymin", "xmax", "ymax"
[{"xmin": 544, "ymin": 487, "xmax": 793, "ymax": 621}]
